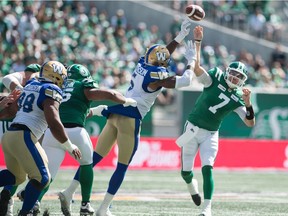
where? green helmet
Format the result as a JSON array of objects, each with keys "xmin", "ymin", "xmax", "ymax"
[
  {"xmin": 25, "ymin": 64, "xmax": 41, "ymax": 73},
  {"xmin": 224, "ymin": 61, "xmax": 248, "ymax": 89},
  {"xmin": 67, "ymin": 64, "xmax": 91, "ymax": 81}
]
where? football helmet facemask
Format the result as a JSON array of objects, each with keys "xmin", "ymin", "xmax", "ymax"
[
  {"xmin": 224, "ymin": 61, "xmax": 248, "ymax": 89},
  {"xmin": 67, "ymin": 64, "xmax": 92, "ymax": 82},
  {"xmin": 39, "ymin": 61, "xmax": 67, "ymax": 88},
  {"xmin": 144, "ymin": 44, "xmax": 171, "ymax": 68}
]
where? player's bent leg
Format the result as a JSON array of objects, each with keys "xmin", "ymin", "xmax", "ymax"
[{"xmin": 181, "ymin": 170, "xmax": 201, "ymax": 206}]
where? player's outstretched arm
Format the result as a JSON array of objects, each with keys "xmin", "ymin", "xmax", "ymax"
[
  {"xmin": 166, "ymin": 18, "xmax": 192, "ymax": 54},
  {"xmin": 84, "ymin": 88, "xmax": 136, "ymax": 107}
]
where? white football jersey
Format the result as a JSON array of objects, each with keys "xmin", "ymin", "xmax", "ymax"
[{"xmin": 12, "ymin": 79, "xmax": 63, "ymax": 139}]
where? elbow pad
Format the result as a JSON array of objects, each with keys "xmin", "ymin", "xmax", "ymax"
[{"xmin": 175, "ymin": 69, "xmax": 193, "ymax": 89}]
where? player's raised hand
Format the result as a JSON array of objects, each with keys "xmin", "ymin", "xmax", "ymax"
[
  {"xmin": 175, "ymin": 18, "xmax": 192, "ymax": 43},
  {"xmin": 193, "ymin": 25, "xmax": 203, "ymax": 41},
  {"xmin": 184, "ymin": 40, "xmax": 196, "ymax": 64},
  {"xmin": 242, "ymin": 88, "xmax": 252, "ymax": 106}
]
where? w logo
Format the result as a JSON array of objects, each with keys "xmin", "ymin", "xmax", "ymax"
[
  {"xmin": 156, "ymin": 52, "xmax": 167, "ymax": 61},
  {"xmin": 52, "ymin": 63, "xmax": 64, "ymax": 74}
]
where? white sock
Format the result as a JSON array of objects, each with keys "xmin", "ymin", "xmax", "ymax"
[
  {"xmin": 187, "ymin": 179, "xmax": 199, "ymax": 195},
  {"xmin": 99, "ymin": 193, "xmax": 114, "ymax": 210},
  {"xmin": 203, "ymin": 199, "xmax": 212, "ymax": 209},
  {"xmin": 63, "ymin": 179, "xmax": 80, "ymax": 199}
]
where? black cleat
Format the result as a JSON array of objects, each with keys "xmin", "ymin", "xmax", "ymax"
[
  {"xmin": 0, "ymin": 189, "xmax": 11, "ymax": 216},
  {"xmin": 192, "ymin": 193, "xmax": 202, "ymax": 206}
]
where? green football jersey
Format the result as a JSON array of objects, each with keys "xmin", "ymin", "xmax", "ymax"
[
  {"xmin": 188, "ymin": 67, "xmax": 245, "ymax": 131},
  {"xmin": 60, "ymin": 79, "xmax": 98, "ymax": 127}
]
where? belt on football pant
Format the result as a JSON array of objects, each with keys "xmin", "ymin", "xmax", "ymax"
[{"xmin": 10, "ymin": 123, "xmax": 31, "ymax": 132}]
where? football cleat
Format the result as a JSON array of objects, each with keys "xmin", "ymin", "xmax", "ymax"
[
  {"xmin": 96, "ymin": 207, "xmax": 115, "ymax": 216},
  {"xmin": 187, "ymin": 179, "xmax": 201, "ymax": 206},
  {"xmin": 32, "ymin": 201, "xmax": 41, "ymax": 216},
  {"xmin": 17, "ymin": 210, "xmax": 34, "ymax": 216},
  {"xmin": 39, "ymin": 61, "xmax": 67, "ymax": 88},
  {"xmin": 6, "ymin": 197, "xmax": 14, "ymax": 216},
  {"xmin": 0, "ymin": 189, "xmax": 11, "ymax": 216},
  {"xmin": 80, "ymin": 202, "xmax": 95, "ymax": 216},
  {"xmin": 58, "ymin": 191, "xmax": 72, "ymax": 216}
]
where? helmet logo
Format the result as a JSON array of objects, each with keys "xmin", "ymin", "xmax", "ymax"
[
  {"xmin": 156, "ymin": 52, "xmax": 167, "ymax": 61},
  {"xmin": 52, "ymin": 63, "xmax": 65, "ymax": 75}
]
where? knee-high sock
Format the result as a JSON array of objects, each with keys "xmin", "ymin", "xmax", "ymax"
[
  {"xmin": 79, "ymin": 164, "xmax": 93, "ymax": 202},
  {"xmin": 38, "ymin": 179, "xmax": 53, "ymax": 202},
  {"xmin": 0, "ymin": 170, "xmax": 16, "ymax": 186},
  {"xmin": 107, "ymin": 162, "xmax": 128, "ymax": 195},
  {"xmin": 4, "ymin": 185, "xmax": 18, "ymax": 196},
  {"xmin": 73, "ymin": 152, "xmax": 103, "ymax": 181},
  {"xmin": 21, "ymin": 180, "xmax": 43, "ymax": 212},
  {"xmin": 202, "ymin": 165, "xmax": 214, "ymax": 199},
  {"xmin": 181, "ymin": 170, "xmax": 194, "ymax": 184}
]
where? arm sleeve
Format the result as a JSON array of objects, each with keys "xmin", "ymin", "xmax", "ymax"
[
  {"xmin": 175, "ymin": 69, "xmax": 193, "ymax": 88},
  {"xmin": 196, "ymin": 71, "xmax": 213, "ymax": 87},
  {"xmin": 2, "ymin": 73, "xmax": 23, "ymax": 90},
  {"xmin": 234, "ymin": 106, "xmax": 246, "ymax": 122}
]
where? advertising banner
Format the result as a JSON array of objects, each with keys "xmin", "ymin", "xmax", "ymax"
[{"xmin": 1, "ymin": 138, "xmax": 287, "ymax": 169}]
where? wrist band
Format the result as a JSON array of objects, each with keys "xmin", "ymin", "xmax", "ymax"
[
  {"xmin": 195, "ymin": 40, "xmax": 202, "ymax": 43},
  {"xmin": 245, "ymin": 106, "xmax": 254, "ymax": 120}
]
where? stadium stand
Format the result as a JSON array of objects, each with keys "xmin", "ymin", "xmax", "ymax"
[{"xmin": 0, "ymin": 0, "xmax": 287, "ymax": 94}]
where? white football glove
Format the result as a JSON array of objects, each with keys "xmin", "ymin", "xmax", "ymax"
[
  {"xmin": 61, "ymin": 139, "xmax": 82, "ymax": 160},
  {"xmin": 123, "ymin": 98, "xmax": 137, "ymax": 107},
  {"xmin": 90, "ymin": 105, "xmax": 108, "ymax": 116},
  {"xmin": 184, "ymin": 40, "xmax": 196, "ymax": 65},
  {"xmin": 174, "ymin": 18, "xmax": 192, "ymax": 43}
]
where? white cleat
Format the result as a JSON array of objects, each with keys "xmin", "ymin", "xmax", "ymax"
[
  {"xmin": 5, "ymin": 197, "xmax": 14, "ymax": 216},
  {"xmin": 96, "ymin": 207, "xmax": 115, "ymax": 216},
  {"xmin": 199, "ymin": 200, "xmax": 212, "ymax": 216},
  {"xmin": 58, "ymin": 191, "xmax": 72, "ymax": 216},
  {"xmin": 80, "ymin": 202, "xmax": 95, "ymax": 216}
]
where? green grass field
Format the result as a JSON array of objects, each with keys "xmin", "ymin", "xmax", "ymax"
[{"xmin": 11, "ymin": 169, "xmax": 288, "ymax": 216}]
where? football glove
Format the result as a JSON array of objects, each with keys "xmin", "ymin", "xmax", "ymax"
[
  {"xmin": 174, "ymin": 18, "xmax": 192, "ymax": 43},
  {"xmin": 61, "ymin": 139, "xmax": 82, "ymax": 160},
  {"xmin": 123, "ymin": 98, "xmax": 137, "ymax": 107},
  {"xmin": 184, "ymin": 40, "xmax": 196, "ymax": 65},
  {"xmin": 90, "ymin": 105, "xmax": 108, "ymax": 116}
]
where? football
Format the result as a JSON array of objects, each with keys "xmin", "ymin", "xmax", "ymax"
[{"xmin": 185, "ymin": 4, "xmax": 205, "ymax": 21}]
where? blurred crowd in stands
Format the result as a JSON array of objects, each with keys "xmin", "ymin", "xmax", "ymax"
[{"xmin": 0, "ymin": 0, "xmax": 287, "ymax": 99}]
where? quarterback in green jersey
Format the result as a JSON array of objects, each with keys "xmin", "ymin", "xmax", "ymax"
[
  {"xmin": 176, "ymin": 26, "xmax": 256, "ymax": 216},
  {"xmin": 30, "ymin": 64, "xmax": 136, "ymax": 216}
]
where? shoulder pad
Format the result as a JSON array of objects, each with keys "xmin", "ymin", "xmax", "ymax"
[
  {"xmin": 45, "ymin": 88, "xmax": 63, "ymax": 103},
  {"xmin": 82, "ymin": 78, "xmax": 99, "ymax": 88}
]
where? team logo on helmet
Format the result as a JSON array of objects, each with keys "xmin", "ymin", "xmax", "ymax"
[
  {"xmin": 144, "ymin": 44, "xmax": 171, "ymax": 67},
  {"xmin": 224, "ymin": 61, "xmax": 248, "ymax": 89},
  {"xmin": 39, "ymin": 61, "xmax": 67, "ymax": 88},
  {"xmin": 67, "ymin": 64, "xmax": 92, "ymax": 82}
]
